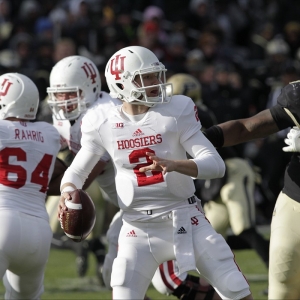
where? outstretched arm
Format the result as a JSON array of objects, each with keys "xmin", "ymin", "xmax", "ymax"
[
  {"xmin": 205, "ymin": 109, "xmax": 280, "ymax": 147},
  {"xmin": 139, "ymin": 152, "xmax": 199, "ymax": 177},
  {"xmin": 140, "ymin": 130, "xmax": 225, "ymax": 179}
]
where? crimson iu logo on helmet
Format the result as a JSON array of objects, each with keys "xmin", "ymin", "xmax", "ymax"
[
  {"xmin": 105, "ymin": 46, "xmax": 173, "ymax": 107},
  {"xmin": 81, "ymin": 62, "xmax": 98, "ymax": 84},
  {"xmin": 0, "ymin": 79, "xmax": 13, "ymax": 96},
  {"xmin": 110, "ymin": 54, "xmax": 126, "ymax": 80}
]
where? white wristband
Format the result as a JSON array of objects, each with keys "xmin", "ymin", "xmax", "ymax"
[{"xmin": 61, "ymin": 186, "xmax": 76, "ymax": 195}]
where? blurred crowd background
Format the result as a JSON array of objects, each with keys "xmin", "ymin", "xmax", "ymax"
[{"xmin": 2, "ymin": 0, "xmax": 299, "ymax": 224}]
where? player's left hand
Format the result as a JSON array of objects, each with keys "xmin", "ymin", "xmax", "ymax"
[
  {"xmin": 139, "ymin": 152, "xmax": 175, "ymax": 175},
  {"xmin": 283, "ymin": 127, "xmax": 300, "ymax": 152}
]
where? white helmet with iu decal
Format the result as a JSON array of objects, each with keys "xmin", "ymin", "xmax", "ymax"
[
  {"xmin": 105, "ymin": 46, "xmax": 172, "ymax": 107},
  {"xmin": 0, "ymin": 73, "xmax": 39, "ymax": 120},
  {"xmin": 47, "ymin": 55, "xmax": 101, "ymax": 120}
]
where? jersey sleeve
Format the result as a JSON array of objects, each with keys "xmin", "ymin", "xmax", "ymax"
[
  {"xmin": 184, "ymin": 129, "xmax": 226, "ymax": 179},
  {"xmin": 80, "ymin": 110, "xmax": 107, "ymax": 157},
  {"xmin": 172, "ymin": 96, "xmax": 225, "ymax": 179},
  {"xmin": 175, "ymin": 96, "xmax": 202, "ymax": 143},
  {"xmin": 61, "ymin": 147, "xmax": 101, "ymax": 189}
]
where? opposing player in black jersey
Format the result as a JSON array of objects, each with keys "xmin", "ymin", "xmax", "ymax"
[{"xmin": 204, "ymin": 80, "xmax": 300, "ymax": 300}]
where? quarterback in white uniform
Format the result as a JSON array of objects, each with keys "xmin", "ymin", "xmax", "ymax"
[
  {"xmin": 0, "ymin": 73, "xmax": 61, "ymax": 299},
  {"xmin": 46, "ymin": 55, "xmax": 203, "ymax": 299},
  {"xmin": 59, "ymin": 46, "xmax": 253, "ymax": 300}
]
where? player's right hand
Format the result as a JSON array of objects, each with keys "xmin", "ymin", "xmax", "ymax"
[
  {"xmin": 139, "ymin": 152, "xmax": 174, "ymax": 175},
  {"xmin": 283, "ymin": 127, "xmax": 300, "ymax": 152}
]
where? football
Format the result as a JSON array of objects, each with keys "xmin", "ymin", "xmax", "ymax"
[{"xmin": 60, "ymin": 189, "xmax": 96, "ymax": 242}]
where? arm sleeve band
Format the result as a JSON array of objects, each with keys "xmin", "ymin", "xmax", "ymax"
[{"xmin": 203, "ymin": 125, "xmax": 224, "ymax": 148}]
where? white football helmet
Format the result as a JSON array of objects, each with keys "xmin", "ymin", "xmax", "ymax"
[
  {"xmin": 0, "ymin": 73, "xmax": 39, "ymax": 120},
  {"xmin": 47, "ymin": 55, "xmax": 101, "ymax": 120},
  {"xmin": 105, "ymin": 46, "xmax": 172, "ymax": 107},
  {"xmin": 166, "ymin": 73, "xmax": 202, "ymax": 104}
]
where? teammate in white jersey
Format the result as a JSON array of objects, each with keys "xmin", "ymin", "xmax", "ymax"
[
  {"xmin": 46, "ymin": 55, "xmax": 121, "ymax": 280},
  {"xmin": 58, "ymin": 46, "xmax": 253, "ymax": 300},
  {"xmin": 0, "ymin": 73, "xmax": 61, "ymax": 300}
]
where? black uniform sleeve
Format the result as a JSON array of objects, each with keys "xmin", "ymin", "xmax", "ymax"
[
  {"xmin": 270, "ymin": 104, "xmax": 294, "ymax": 130},
  {"xmin": 203, "ymin": 125, "xmax": 224, "ymax": 148},
  {"xmin": 273, "ymin": 81, "xmax": 300, "ymax": 127}
]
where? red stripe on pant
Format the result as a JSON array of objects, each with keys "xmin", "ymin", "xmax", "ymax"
[{"xmin": 159, "ymin": 260, "xmax": 183, "ymax": 291}]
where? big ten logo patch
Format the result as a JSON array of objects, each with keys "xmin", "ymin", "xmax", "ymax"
[{"xmin": 112, "ymin": 123, "xmax": 124, "ymax": 129}]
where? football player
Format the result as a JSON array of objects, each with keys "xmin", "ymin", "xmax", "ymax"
[
  {"xmin": 46, "ymin": 56, "xmax": 223, "ymax": 300},
  {"xmin": 0, "ymin": 73, "xmax": 61, "ymax": 299},
  {"xmin": 204, "ymin": 80, "xmax": 300, "ymax": 299},
  {"xmin": 46, "ymin": 55, "xmax": 121, "ymax": 281},
  {"xmin": 58, "ymin": 46, "xmax": 253, "ymax": 300}
]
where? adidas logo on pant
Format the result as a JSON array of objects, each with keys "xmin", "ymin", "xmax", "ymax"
[
  {"xmin": 126, "ymin": 230, "xmax": 137, "ymax": 237},
  {"xmin": 177, "ymin": 227, "xmax": 187, "ymax": 234}
]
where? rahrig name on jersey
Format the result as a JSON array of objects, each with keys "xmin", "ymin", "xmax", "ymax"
[
  {"xmin": 117, "ymin": 134, "xmax": 162, "ymax": 150},
  {"xmin": 14, "ymin": 128, "xmax": 44, "ymax": 143}
]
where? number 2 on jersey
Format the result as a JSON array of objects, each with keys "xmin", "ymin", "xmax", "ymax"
[
  {"xmin": 129, "ymin": 148, "xmax": 164, "ymax": 186},
  {"xmin": 0, "ymin": 147, "xmax": 53, "ymax": 193}
]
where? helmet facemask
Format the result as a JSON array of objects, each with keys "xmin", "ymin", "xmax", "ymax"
[
  {"xmin": 47, "ymin": 86, "xmax": 87, "ymax": 120},
  {"xmin": 129, "ymin": 69, "xmax": 172, "ymax": 107}
]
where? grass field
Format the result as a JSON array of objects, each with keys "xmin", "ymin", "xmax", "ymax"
[{"xmin": 0, "ymin": 244, "xmax": 268, "ymax": 299}]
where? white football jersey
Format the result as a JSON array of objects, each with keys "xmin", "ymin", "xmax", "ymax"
[
  {"xmin": 0, "ymin": 120, "xmax": 61, "ymax": 221},
  {"xmin": 79, "ymin": 95, "xmax": 222, "ymax": 214}
]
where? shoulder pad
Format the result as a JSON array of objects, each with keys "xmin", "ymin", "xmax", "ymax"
[{"xmin": 277, "ymin": 81, "xmax": 300, "ymax": 125}]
